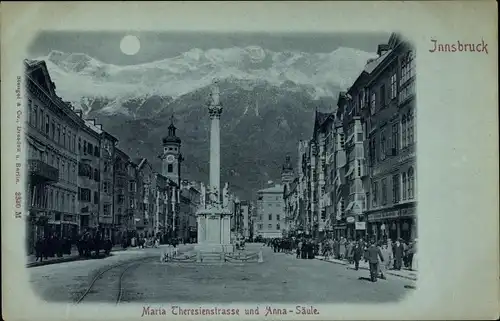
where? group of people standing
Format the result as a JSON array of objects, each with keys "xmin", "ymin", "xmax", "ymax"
[
  {"xmin": 262, "ymin": 235, "xmax": 417, "ymax": 283},
  {"xmin": 320, "ymin": 237, "xmax": 418, "ymax": 282},
  {"xmin": 265, "ymin": 237, "xmax": 320, "ymax": 259},
  {"xmin": 34, "ymin": 234, "xmax": 73, "ymax": 262}
]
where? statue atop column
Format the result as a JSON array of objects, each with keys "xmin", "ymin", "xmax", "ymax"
[
  {"xmin": 222, "ymin": 182, "xmax": 229, "ymax": 208},
  {"xmin": 200, "ymin": 182, "xmax": 206, "ymax": 209},
  {"xmin": 208, "ymin": 187, "xmax": 219, "ymax": 208},
  {"xmin": 208, "ymin": 79, "xmax": 223, "ymax": 118}
]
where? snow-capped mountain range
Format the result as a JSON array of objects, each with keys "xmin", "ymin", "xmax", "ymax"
[
  {"xmin": 33, "ymin": 46, "xmax": 376, "ymax": 199},
  {"xmin": 37, "ymin": 46, "xmax": 377, "ymax": 115}
]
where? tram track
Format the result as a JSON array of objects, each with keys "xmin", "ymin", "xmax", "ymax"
[{"xmin": 75, "ymin": 255, "xmax": 156, "ymax": 305}]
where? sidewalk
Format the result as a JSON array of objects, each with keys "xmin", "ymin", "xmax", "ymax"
[
  {"xmin": 26, "ymin": 245, "xmax": 127, "ymax": 268},
  {"xmin": 315, "ymin": 255, "xmax": 417, "ymax": 281}
]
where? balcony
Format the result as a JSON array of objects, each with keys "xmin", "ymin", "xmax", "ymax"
[{"xmin": 28, "ymin": 159, "xmax": 59, "ymax": 183}]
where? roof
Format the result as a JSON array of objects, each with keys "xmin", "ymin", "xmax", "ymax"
[
  {"xmin": 24, "ymin": 59, "xmax": 57, "ymax": 97},
  {"xmin": 133, "ymin": 157, "xmax": 150, "ymax": 170},
  {"xmin": 364, "ymin": 50, "xmax": 392, "ymax": 74},
  {"xmin": 313, "ymin": 110, "xmax": 334, "ymax": 135},
  {"xmin": 258, "ymin": 184, "xmax": 284, "ymax": 194},
  {"xmin": 115, "ymin": 148, "xmax": 130, "ymax": 159},
  {"xmin": 84, "ymin": 119, "xmax": 103, "ymax": 134}
]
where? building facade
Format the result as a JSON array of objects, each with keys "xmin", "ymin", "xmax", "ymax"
[
  {"xmin": 296, "ymin": 140, "xmax": 310, "ymax": 234},
  {"xmin": 254, "ymin": 184, "xmax": 285, "ymax": 239},
  {"xmin": 179, "ymin": 180, "xmax": 201, "ymax": 243},
  {"xmin": 283, "ymin": 177, "xmax": 299, "ymax": 236},
  {"xmin": 25, "ymin": 60, "xmax": 68, "ymax": 252},
  {"xmin": 98, "ymin": 130, "xmax": 118, "ymax": 239},
  {"xmin": 240, "ymin": 200, "xmax": 251, "ymax": 240},
  {"xmin": 24, "ymin": 58, "xmax": 194, "ymax": 249},
  {"xmin": 77, "ymin": 114, "xmax": 101, "ymax": 232},
  {"xmin": 113, "ymin": 148, "xmax": 134, "ymax": 241},
  {"xmin": 331, "ymin": 104, "xmax": 347, "ymax": 239},
  {"xmin": 286, "ymin": 33, "xmax": 416, "ymax": 244},
  {"xmin": 153, "ymin": 173, "xmax": 169, "ymax": 239},
  {"xmin": 362, "ymin": 34, "xmax": 417, "ymax": 242}
]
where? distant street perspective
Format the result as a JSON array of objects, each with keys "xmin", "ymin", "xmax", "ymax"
[{"xmin": 25, "ymin": 31, "xmax": 416, "ymax": 303}]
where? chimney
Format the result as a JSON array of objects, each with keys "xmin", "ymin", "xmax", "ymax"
[{"xmin": 377, "ymin": 44, "xmax": 390, "ymax": 56}]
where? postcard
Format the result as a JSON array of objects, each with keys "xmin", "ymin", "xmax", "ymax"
[{"xmin": 1, "ymin": 1, "xmax": 498, "ymax": 320}]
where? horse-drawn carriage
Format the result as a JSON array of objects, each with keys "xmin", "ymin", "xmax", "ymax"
[{"xmin": 76, "ymin": 232, "xmax": 112, "ymax": 258}]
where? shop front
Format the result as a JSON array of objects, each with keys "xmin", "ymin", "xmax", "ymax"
[
  {"xmin": 367, "ymin": 206, "xmax": 417, "ymax": 242},
  {"xmin": 333, "ymin": 222, "xmax": 346, "ymax": 239},
  {"xmin": 367, "ymin": 209, "xmax": 400, "ymax": 242},
  {"xmin": 26, "ymin": 210, "xmax": 51, "ymax": 254},
  {"xmin": 354, "ymin": 221, "xmax": 367, "ymax": 241},
  {"xmin": 346, "ymin": 216, "xmax": 355, "ymax": 239},
  {"xmin": 399, "ymin": 206, "xmax": 417, "ymax": 241}
]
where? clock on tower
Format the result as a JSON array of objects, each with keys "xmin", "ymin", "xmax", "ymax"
[{"xmin": 160, "ymin": 115, "xmax": 183, "ymax": 183}]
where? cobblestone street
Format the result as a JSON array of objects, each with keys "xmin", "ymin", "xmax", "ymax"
[{"xmin": 29, "ymin": 244, "xmax": 414, "ymax": 304}]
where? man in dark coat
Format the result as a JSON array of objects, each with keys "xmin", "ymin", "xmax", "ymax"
[
  {"xmin": 352, "ymin": 241, "xmax": 363, "ymax": 270},
  {"xmin": 366, "ymin": 239, "xmax": 384, "ymax": 282},
  {"xmin": 35, "ymin": 236, "xmax": 45, "ymax": 262},
  {"xmin": 393, "ymin": 238, "xmax": 404, "ymax": 270},
  {"xmin": 333, "ymin": 239, "xmax": 340, "ymax": 259}
]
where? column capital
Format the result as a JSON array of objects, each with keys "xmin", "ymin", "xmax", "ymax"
[{"xmin": 208, "ymin": 105, "xmax": 223, "ymax": 119}]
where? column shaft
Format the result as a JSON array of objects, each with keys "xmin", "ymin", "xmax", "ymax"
[{"xmin": 210, "ymin": 116, "xmax": 221, "ymax": 196}]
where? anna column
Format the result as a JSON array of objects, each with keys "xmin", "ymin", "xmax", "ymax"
[{"xmin": 209, "ymin": 104, "xmax": 221, "ymax": 200}]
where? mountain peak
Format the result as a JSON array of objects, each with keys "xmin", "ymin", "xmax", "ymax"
[{"xmin": 36, "ymin": 46, "xmax": 375, "ymax": 114}]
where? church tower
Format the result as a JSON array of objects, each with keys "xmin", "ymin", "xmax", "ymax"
[
  {"xmin": 161, "ymin": 116, "xmax": 183, "ymax": 184},
  {"xmin": 281, "ymin": 155, "xmax": 294, "ymax": 185}
]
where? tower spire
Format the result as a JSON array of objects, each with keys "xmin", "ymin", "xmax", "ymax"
[{"xmin": 168, "ymin": 114, "xmax": 177, "ymax": 137}]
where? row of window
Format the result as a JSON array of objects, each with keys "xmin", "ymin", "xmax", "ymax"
[
  {"xmin": 103, "ymin": 181, "xmax": 112, "ymax": 195},
  {"xmin": 257, "ymin": 223, "xmax": 281, "ymax": 231},
  {"xmin": 29, "ymin": 185, "xmax": 167, "ymax": 218},
  {"xmin": 28, "ymin": 184, "xmax": 77, "ymax": 214},
  {"xmin": 353, "ymin": 51, "xmax": 415, "ymax": 116},
  {"xmin": 28, "ymin": 143, "xmax": 79, "ymax": 185},
  {"xmin": 368, "ymin": 112, "xmax": 415, "ymax": 164},
  {"xmin": 27, "ymin": 99, "xmax": 78, "ymax": 153},
  {"xmin": 78, "ymin": 162, "xmax": 101, "ymax": 182},
  {"xmin": 80, "ymin": 138, "xmax": 100, "ymax": 158},
  {"xmin": 257, "ymin": 195, "xmax": 283, "ymax": 201},
  {"xmin": 371, "ymin": 167, "xmax": 415, "ymax": 207},
  {"xmin": 78, "ymin": 187, "xmax": 99, "ymax": 204},
  {"xmin": 27, "ymin": 99, "xmax": 106, "ymax": 160},
  {"xmin": 258, "ymin": 214, "xmax": 281, "ymax": 221},
  {"xmin": 27, "ymin": 99, "xmax": 102, "ymax": 160}
]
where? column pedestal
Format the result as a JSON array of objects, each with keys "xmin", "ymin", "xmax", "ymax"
[{"xmin": 195, "ymin": 207, "xmax": 234, "ymax": 253}]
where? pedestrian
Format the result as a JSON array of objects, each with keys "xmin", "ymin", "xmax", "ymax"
[
  {"xmin": 379, "ymin": 241, "xmax": 392, "ymax": 280},
  {"xmin": 297, "ymin": 240, "xmax": 302, "ymax": 259},
  {"xmin": 35, "ymin": 236, "xmax": 44, "ymax": 262},
  {"xmin": 393, "ymin": 238, "xmax": 404, "ymax": 270},
  {"xmin": 339, "ymin": 237, "xmax": 346, "ymax": 260},
  {"xmin": 173, "ymin": 238, "xmax": 179, "ymax": 256},
  {"xmin": 412, "ymin": 238, "xmax": 418, "ymax": 270},
  {"xmin": 407, "ymin": 239, "xmax": 417, "ymax": 270},
  {"xmin": 352, "ymin": 241, "xmax": 363, "ymax": 270},
  {"xmin": 366, "ymin": 239, "xmax": 384, "ymax": 282},
  {"xmin": 403, "ymin": 241, "xmax": 409, "ymax": 268},
  {"xmin": 333, "ymin": 238, "xmax": 340, "ymax": 259},
  {"xmin": 346, "ymin": 240, "xmax": 354, "ymax": 263}
]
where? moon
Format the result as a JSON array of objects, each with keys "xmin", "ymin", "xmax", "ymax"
[{"xmin": 120, "ymin": 35, "xmax": 141, "ymax": 55}]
